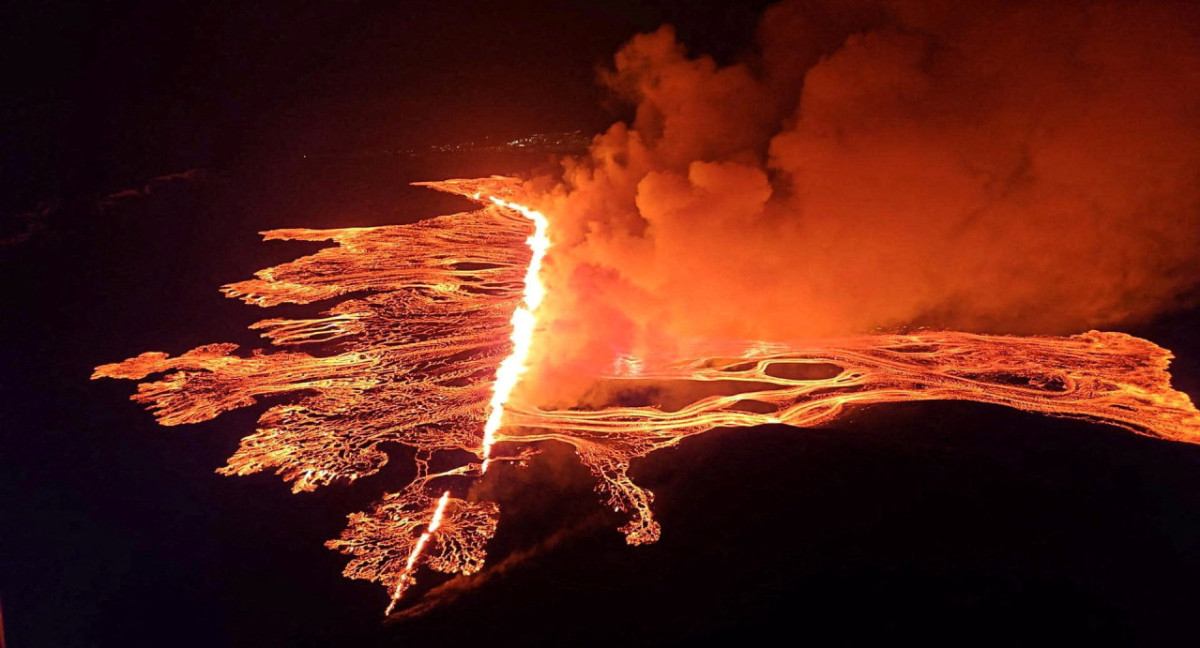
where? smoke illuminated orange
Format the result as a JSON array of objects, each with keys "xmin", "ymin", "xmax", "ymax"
[
  {"xmin": 480, "ymin": 194, "xmax": 550, "ymax": 473},
  {"xmin": 94, "ymin": 177, "xmax": 1200, "ymax": 613}
]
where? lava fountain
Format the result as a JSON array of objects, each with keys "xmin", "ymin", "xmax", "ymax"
[{"xmin": 94, "ymin": 176, "xmax": 1200, "ymax": 614}]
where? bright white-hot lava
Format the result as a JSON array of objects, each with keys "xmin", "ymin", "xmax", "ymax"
[
  {"xmin": 93, "ymin": 177, "xmax": 1200, "ymax": 616},
  {"xmin": 478, "ymin": 194, "xmax": 550, "ymax": 473},
  {"xmin": 384, "ymin": 490, "xmax": 450, "ymax": 615}
]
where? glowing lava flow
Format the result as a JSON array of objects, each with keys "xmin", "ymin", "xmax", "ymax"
[
  {"xmin": 501, "ymin": 331, "xmax": 1200, "ymax": 544},
  {"xmin": 384, "ymin": 490, "xmax": 450, "ymax": 615},
  {"xmin": 478, "ymin": 194, "xmax": 550, "ymax": 473},
  {"xmin": 366, "ymin": 191, "xmax": 546, "ymax": 613},
  {"xmin": 93, "ymin": 176, "xmax": 1200, "ymax": 615}
]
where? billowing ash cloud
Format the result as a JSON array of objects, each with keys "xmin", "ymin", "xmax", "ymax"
[{"xmin": 517, "ymin": 0, "xmax": 1200, "ymax": 404}]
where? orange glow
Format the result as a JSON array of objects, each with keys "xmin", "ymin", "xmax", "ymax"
[
  {"xmin": 93, "ymin": 176, "xmax": 1200, "ymax": 613},
  {"xmin": 479, "ymin": 195, "xmax": 550, "ymax": 473},
  {"xmin": 501, "ymin": 330, "xmax": 1200, "ymax": 544},
  {"xmin": 383, "ymin": 490, "xmax": 450, "ymax": 615}
]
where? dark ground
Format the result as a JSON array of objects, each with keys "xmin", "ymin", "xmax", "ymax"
[
  {"xmin": 2, "ymin": 152, "xmax": 1199, "ymax": 647},
  {"xmin": 3, "ymin": 1, "xmax": 1200, "ymax": 646}
]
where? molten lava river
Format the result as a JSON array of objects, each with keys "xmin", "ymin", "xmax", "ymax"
[{"xmin": 94, "ymin": 177, "xmax": 1200, "ymax": 615}]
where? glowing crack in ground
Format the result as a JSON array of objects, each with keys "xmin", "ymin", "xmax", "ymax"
[{"xmin": 94, "ymin": 177, "xmax": 1200, "ymax": 613}]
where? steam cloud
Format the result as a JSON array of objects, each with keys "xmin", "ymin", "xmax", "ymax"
[{"xmin": 518, "ymin": 0, "xmax": 1200, "ymax": 404}]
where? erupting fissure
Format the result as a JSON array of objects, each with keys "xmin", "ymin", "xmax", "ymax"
[
  {"xmin": 93, "ymin": 177, "xmax": 1200, "ymax": 614},
  {"xmin": 384, "ymin": 490, "xmax": 450, "ymax": 615},
  {"xmin": 478, "ymin": 194, "xmax": 550, "ymax": 474}
]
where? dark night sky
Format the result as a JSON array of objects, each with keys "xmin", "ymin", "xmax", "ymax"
[
  {"xmin": 0, "ymin": 0, "xmax": 771, "ymax": 211},
  {"xmin": 3, "ymin": 1, "xmax": 1200, "ymax": 646}
]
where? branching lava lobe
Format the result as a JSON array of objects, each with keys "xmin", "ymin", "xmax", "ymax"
[{"xmin": 94, "ymin": 177, "xmax": 1200, "ymax": 613}]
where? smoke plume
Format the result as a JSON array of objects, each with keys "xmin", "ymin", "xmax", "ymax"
[{"xmin": 517, "ymin": 0, "xmax": 1200, "ymax": 404}]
